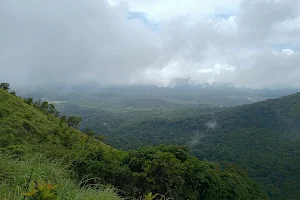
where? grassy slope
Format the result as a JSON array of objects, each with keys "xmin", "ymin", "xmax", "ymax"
[
  {"xmin": 0, "ymin": 88, "xmax": 121, "ymax": 158},
  {"xmin": 0, "ymin": 89, "xmax": 123, "ymax": 199},
  {"xmin": 0, "ymin": 154, "xmax": 120, "ymax": 200}
]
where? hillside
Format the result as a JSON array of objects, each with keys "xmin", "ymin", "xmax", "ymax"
[
  {"xmin": 0, "ymin": 87, "xmax": 269, "ymax": 199},
  {"xmin": 73, "ymin": 92, "xmax": 300, "ymax": 199},
  {"xmin": 0, "ymin": 87, "xmax": 118, "ymax": 158},
  {"xmin": 0, "ymin": 88, "xmax": 124, "ymax": 199}
]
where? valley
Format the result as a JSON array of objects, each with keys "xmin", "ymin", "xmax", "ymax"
[{"xmin": 48, "ymin": 86, "xmax": 300, "ymax": 199}]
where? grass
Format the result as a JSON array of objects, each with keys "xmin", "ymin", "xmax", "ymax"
[
  {"xmin": 0, "ymin": 88, "xmax": 126, "ymax": 199},
  {"xmin": 0, "ymin": 153, "xmax": 122, "ymax": 200},
  {"xmin": 0, "ymin": 88, "xmax": 124, "ymax": 163}
]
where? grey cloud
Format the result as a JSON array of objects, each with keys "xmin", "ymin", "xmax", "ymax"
[
  {"xmin": 0, "ymin": 0, "xmax": 160, "ymax": 87},
  {"xmin": 235, "ymin": 51, "xmax": 300, "ymax": 88},
  {"xmin": 1, "ymin": 0, "xmax": 300, "ymax": 89},
  {"xmin": 238, "ymin": 0, "xmax": 300, "ymax": 44},
  {"xmin": 135, "ymin": 0, "xmax": 300, "ymax": 88}
]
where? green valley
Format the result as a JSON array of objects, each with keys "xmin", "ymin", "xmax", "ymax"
[
  {"xmin": 0, "ymin": 86, "xmax": 269, "ymax": 199},
  {"xmin": 56, "ymin": 88, "xmax": 300, "ymax": 200}
]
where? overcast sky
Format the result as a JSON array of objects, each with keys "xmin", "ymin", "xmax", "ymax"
[{"xmin": 1, "ymin": 0, "xmax": 300, "ymax": 89}]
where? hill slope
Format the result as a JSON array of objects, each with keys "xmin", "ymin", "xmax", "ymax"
[
  {"xmin": 0, "ymin": 88, "xmax": 269, "ymax": 199},
  {"xmin": 0, "ymin": 88, "xmax": 123, "ymax": 199},
  {"xmin": 0, "ymin": 88, "xmax": 118, "ymax": 158},
  {"xmin": 86, "ymin": 92, "xmax": 300, "ymax": 199}
]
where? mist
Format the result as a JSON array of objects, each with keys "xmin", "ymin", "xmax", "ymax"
[{"xmin": 1, "ymin": 0, "xmax": 300, "ymax": 89}]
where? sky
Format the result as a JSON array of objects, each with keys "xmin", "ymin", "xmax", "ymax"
[{"xmin": 1, "ymin": 0, "xmax": 300, "ymax": 89}]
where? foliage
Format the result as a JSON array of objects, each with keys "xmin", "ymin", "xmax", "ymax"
[
  {"xmin": 73, "ymin": 145, "xmax": 268, "ymax": 200},
  {"xmin": 0, "ymin": 82, "xmax": 10, "ymax": 91},
  {"xmin": 143, "ymin": 192, "xmax": 166, "ymax": 200},
  {"xmin": 0, "ymin": 87, "xmax": 268, "ymax": 199},
  {"xmin": 66, "ymin": 116, "xmax": 83, "ymax": 128},
  {"xmin": 0, "ymin": 153, "xmax": 121, "ymax": 200},
  {"xmin": 23, "ymin": 180, "xmax": 58, "ymax": 200},
  {"xmin": 58, "ymin": 115, "xmax": 83, "ymax": 129},
  {"xmin": 23, "ymin": 97, "xmax": 59, "ymax": 117},
  {"xmin": 59, "ymin": 89, "xmax": 300, "ymax": 199}
]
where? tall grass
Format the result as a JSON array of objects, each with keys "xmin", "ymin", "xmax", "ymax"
[{"xmin": 0, "ymin": 153, "xmax": 122, "ymax": 200}]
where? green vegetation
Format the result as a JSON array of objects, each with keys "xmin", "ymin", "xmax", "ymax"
[
  {"xmin": 70, "ymin": 92, "xmax": 300, "ymax": 199},
  {"xmin": 0, "ymin": 82, "xmax": 10, "ymax": 91},
  {"xmin": 73, "ymin": 145, "xmax": 268, "ymax": 199},
  {"xmin": 0, "ymin": 153, "xmax": 120, "ymax": 200},
  {"xmin": 0, "ymin": 86, "xmax": 268, "ymax": 199}
]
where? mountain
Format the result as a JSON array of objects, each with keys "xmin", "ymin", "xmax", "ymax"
[
  {"xmin": 0, "ymin": 87, "xmax": 268, "ymax": 199},
  {"xmin": 0, "ymin": 86, "xmax": 118, "ymax": 158},
  {"xmin": 0, "ymin": 88, "xmax": 123, "ymax": 199},
  {"xmin": 78, "ymin": 92, "xmax": 300, "ymax": 199}
]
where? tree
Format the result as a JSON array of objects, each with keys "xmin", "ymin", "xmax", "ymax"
[
  {"xmin": 40, "ymin": 101, "xmax": 49, "ymax": 112},
  {"xmin": 54, "ymin": 110, "xmax": 60, "ymax": 117},
  {"xmin": 0, "ymin": 83, "xmax": 10, "ymax": 91},
  {"xmin": 60, "ymin": 115, "xmax": 67, "ymax": 124},
  {"xmin": 24, "ymin": 97, "xmax": 33, "ymax": 105},
  {"xmin": 34, "ymin": 99, "xmax": 42, "ymax": 108},
  {"xmin": 83, "ymin": 127, "xmax": 95, "ymax": 137},
  {"xmin": 67, "ymin": 116, "xmax": 83, "ymax": 129},
  {"xmin": 47, "ymin": 104, "xmax": 56, "ymax": 115}
]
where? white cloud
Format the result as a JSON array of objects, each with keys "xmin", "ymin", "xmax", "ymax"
[
  {"xmin": 282, "ymin": 49, "xmax": 295, "ymax": 55},
  {"xmin": 111, "ymin": 0, "xmax": 241, "ymax": 22},
  {"xmin": 1, "ymin": 0, "xmax": 300, "ymax": 89}
]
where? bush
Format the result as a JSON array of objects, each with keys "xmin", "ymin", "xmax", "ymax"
[{"xmin": 0, "ymin": 153, "xmax": 122, "ymax": 200}]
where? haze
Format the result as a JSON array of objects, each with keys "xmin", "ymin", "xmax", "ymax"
[{"xmin": 1, "ymin": 0, "xmax": 300, "ymax": 89}]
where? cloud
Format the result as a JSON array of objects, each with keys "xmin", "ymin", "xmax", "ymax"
[
  {"xmin": 135, "ymin": 0, "xmax": 300, "ymax": 88},
  {"xmin": 282, "ymin": 49, "xmax": 295, "ymax": 56},
  {"xmin": 0, "ymin": 0, "xmax": 160, "ymax": 87},
  {"xmin": 1, "ymin": 0, "xmax": 300, "ymax": 89},
  {"xmin": 234, "ymin": 50, "xmax": 300, "ymax": 88},
  {"xmin": 112, "ymin": 0, "xmax": 241, "ymax": 22},
  {"xmin": 189, "ymin": 120, "xmax": 217, "ymax": 147},
  {"xmin": 189, "ymin": 131, "xmax": 205, "ymax": 147},
  {"xmin": 238, "ymin": 0, "xmax": 300, "ymax": 42},
  {"xmin": 206, "ymin": 120, "xmax": 217, "ymax": 130}
]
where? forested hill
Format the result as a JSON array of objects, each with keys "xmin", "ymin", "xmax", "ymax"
[
  {"xmin": 94, "ymin": 92, "xmax": 300, "ymax": 199},
  {"xmin": 0, "ymin": 86, "xmax": 268, "ymax": 199}
]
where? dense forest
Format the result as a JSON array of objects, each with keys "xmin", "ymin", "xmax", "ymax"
[
  {"xmin": 0, "ymin": 85, "xmax": 269, "ymax": 199},
  {"xmin": 56, "ymin": 88, "xmax": 300, "ymax": 200}
]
